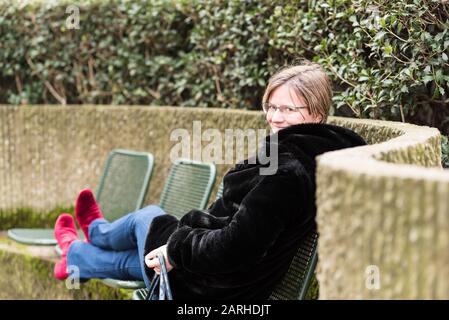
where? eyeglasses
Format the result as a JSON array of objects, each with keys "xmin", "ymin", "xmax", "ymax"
[{"xmin": 262, "ymin": 102, "xmax": 309, "ymax": 118}]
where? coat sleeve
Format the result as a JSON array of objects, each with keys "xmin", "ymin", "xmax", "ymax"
[
  {"xmin": 205, "ymin": 197, "xmax": 229, "ymax": 218},
  {"xmin": 165, "ymin": 167, "xmax": 313, "ymax": 274}
]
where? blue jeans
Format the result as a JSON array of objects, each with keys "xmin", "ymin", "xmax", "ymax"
[{"xmin": 67, "ymin": 204, "xmax": 165, "ymax": 288}]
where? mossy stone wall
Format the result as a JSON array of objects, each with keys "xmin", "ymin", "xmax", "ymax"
[
  {"xmin": 0, "ymin": 234, "xmax": 131, "ymax": 299},
  {"xmin": 0, "ymin": 105, "xmax": 447, "ymax": 299},
  {"xmin": 316, "ymin": 118, "xmax": 447, "ymax": 299}
]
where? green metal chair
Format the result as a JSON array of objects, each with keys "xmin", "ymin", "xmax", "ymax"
[
  {"xmin": 215, "ymin": 183, "xmax": 224, "ymax": 199},
  {"xmin": 7, "ymin": 149, "xmax": 154, "ymax": 245},
  {"xmin": 269, "ymin": 230, "xmax": 318, "ymax": 300},
  {"xmin": 101, "ymin": 158, "xmax": 216, "ymax": 290},
  {"xmin": 132, "ymin": 180, "xmax": 318, "ymax": 300}
]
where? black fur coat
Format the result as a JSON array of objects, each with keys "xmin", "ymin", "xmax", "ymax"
[{"xmin": 143, "ymin": 123, "xmax": 366, "ymax": 300}]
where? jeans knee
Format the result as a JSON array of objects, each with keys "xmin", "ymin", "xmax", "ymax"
[
  {"xmin": 142, "ymin": 204, "xmax": 163, "ymax": 213},
  {"xmin": 67, "ymin": 240, "xmax": 83, "ymax": 265},
  {"xmin": 135, "ymin": 205, "xmax": 164, "ymax": 223}
]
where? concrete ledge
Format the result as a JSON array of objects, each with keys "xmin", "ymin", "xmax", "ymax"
[
  {"xmin": 0, "ymin": 232, "xmax": 132, "ymax": 299},
  {"xmin": 317, "ymin": 118, "xmax": 448, "ymax": 299},
  {"xmin": 0, "ymin": 105, "xmax": 447, "ymax": 299}
]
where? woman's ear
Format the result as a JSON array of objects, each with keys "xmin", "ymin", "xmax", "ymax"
[{"xmin": 312, "ymin": 114, "xmax": 323, "ymax": 123}]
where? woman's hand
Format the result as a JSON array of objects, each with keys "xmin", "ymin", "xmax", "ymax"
[{"xmin": 144, "ymin": 244, "xmax": 174, "ymax": 274}]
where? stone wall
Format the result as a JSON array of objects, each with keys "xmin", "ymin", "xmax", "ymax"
[
  {"xmin": 0, "ymin": 105, "xmax": 447, "ymax": 299},
  {"xmin": 0, "ymin": 105, "xmax": 269, "ymax": 211},
  {"xmin": 316, "ymin": 118, "xmax": 447, "ymax": 299}
]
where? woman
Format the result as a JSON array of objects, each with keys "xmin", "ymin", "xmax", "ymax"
[{"xmin": 53, "ymin": 61, "xmax": 366, "ymax": 299}]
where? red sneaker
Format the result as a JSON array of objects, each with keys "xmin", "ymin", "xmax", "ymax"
[
  {"xmin": 75, "ymin": 189, "xmax": 104, "ymax": 242},
  {"xmin": 54, "ymin": 259, "xmax": 68, "ymax": 280},
  {"xmin": 54, "ymin": 213, "xmax": 78, "ymax": 280}
]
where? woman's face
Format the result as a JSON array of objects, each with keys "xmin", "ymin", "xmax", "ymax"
[{"xmin": 266, "ymin": 84, "xmax": 321, "ymax": 133}]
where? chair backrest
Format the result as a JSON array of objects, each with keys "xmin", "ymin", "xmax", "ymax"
[
  {"xmin": 215, "ymin": 182, "xmax": 224, "ymax": 200},
  {"xmin": 95, "ymin": 149, "xmax": 154, "ymax": 221},
  {"xmin": 159, "ymin": 159, "xmax": 216, "ymax": 219},
  {"xmin": 269, "ymin": 230, "xmax": 318, "ymax": 300}
]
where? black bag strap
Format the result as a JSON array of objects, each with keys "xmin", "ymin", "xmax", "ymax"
[
  {"xmin": 145, "ymin": 274, "xmax": 160, "ymax": 300},
  {"xmin": 145, "ymin": 253, "xmax": 173, "ymax": 300}
]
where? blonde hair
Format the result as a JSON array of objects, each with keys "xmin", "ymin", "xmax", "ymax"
[{"xmin": 262, "ymin": 61, "xmax": 332, "ymax": 123}]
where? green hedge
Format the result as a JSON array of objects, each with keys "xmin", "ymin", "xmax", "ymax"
[
  {"xmin": 0, "ymin": 0, "xmax": 448, "ymax": 135},
  {"xmin": 442, "ymin": 134, "xmax": 449, "ymax": 167},
  {"xmin": 0, "ymin": 0, "xmax": 191, "ymax": 105}
]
